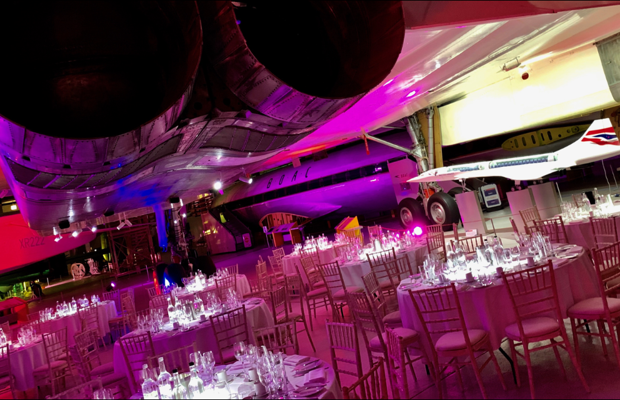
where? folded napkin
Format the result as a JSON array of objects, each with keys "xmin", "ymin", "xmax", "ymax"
[
  {"xmin": 304, "ymin": 368, "xmax": 326, "ymax": 385},
  {"xmin": 283, "ymin": 355, "xmax": 310, "ymax": 366},
  {"xmin": 227, "ymin": 361, "xmax": 245, "ymax": 375}
]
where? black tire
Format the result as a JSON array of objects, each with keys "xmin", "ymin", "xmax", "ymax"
[
  {"xmin": 427, "ymin": 192, "xmax": 460, "ymax": 228},
  {"xmin": 448, "ymin": 187, "xmax": 464, "ymax": 197},
  {"xmin": 397, "ymin": 198, "xmax": 427, "ymax": 230}
]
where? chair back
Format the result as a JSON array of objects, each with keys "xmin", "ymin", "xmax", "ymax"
[
  {"xmin": 0, "ymin": 344, "xmax": 14, "ymax": 392},
  {"xmin": 384, "ymin": 258, "xmax": 413, "ymax": 284},
  {"xmin": 285, "ymin": 273, "xmax": 306, "ymax": 304},
  {"xmin": 385, "ymin": 326, "xmax": 410, "ymax": 399},
  {"xmin": 256, "ymin": 260, "xmax": 268, "ymax": 279},
  {"xmin": 501, "ymin": 261, "xmax": 563, "ymax": 339},
  {"xmin": 78, "ymin": 306, "xmax": 100, "ymax": 333},
  {"xmin": 510, "ymin": 217, "xmax": 520, "ymax": 236},
  {"xmin": 426, "ymin": 230, "xmax": 447, "ymax": 260},
  {"xmin": 267, "ymin": 255, "xmax": 283, "ymax": 276},
  {"xmin": 532, "ymin": 216, "xmax": 568, "ymax": 244},
  {"xmin": 209, "ymin": 306, "xmax": 248, "ymax": 363},
  {"xmin": 268, "ymin": 286, "xmax": 289, "ymax": 325},
  {"xmin": 342, "ymin": 358, "xmax": 388, "ymax": 400},
  {"xmin": 102, "ymin": 289, "xmax": 120, "ymax": 314},
  {"xmin": 43, "ymin": 327, "xmax": 69, "ymax": 363},
  {"xmin": 300, "ymin": 256, "xmax": 322, "ymax": 289},
  {"xmin": 346, "ymin": 292, "xmax": 385, "ymax": 359},
  {"xmin": 121, "ymin": 293, "xmax": 138, "ymax": 331},
  {"xmin": 519, "ymin": 207, "xmax": 541, "ymax": 233},
  {"xmin": 426, "ymin": 224, "xmax": 444, "ymax": 234},
  {"xmin": 217, "ymin": 263, "xmax": 239, "ymax": 276},
  {"xmin": 408, "ymin": 284, "xmax": 470, "ymax": 359},
  {"xmin": 272, "ymin": 248, "xmax": 285, "ymax": 259},
  {"xmin": 452, "ymin": 234, "xmax": 484, "ymax": 255},
  {"xmin": 147, "ymin": 286, "xmax": 162, "ymax": 299},
  {"xmin": 592, "ymin": 241, "xmax": 620, "ymax": 300},
  {"xmin": 318, "ymin": 262, "xmax": 346, "ymax": 294},
  {"xmin": 326, "ymin": 321, "xmax": 362, "ymax": 386},
  {"xmin": 48, "ymin": 378, "xmax": 103, "ymax": 399},
  {"xmin": 246, "ymin": 276, "xmax": 273, "ymax": 300},
  {"xmin": 215, "ymin": 275, "xmax": 237, "ymax": 301},
  {"xmin": 253, "ymin": 322, "xmax": 298, "ymax": 355},
  {"xmin": 150, "ymin": 294, "xmax": 168, "ymax": 309},
  {"xmin": 452, "ymin": 223, "xmax": 460, "ymax": 241},
  {"xmin": 362, "ymin": 273, "xmax": 389, "ymax": 319},
  {"xmin": 147, "ymin": 343, "xmax": 196, "ymax": 375},
  {"xmin": 367, "ymin": 249, "xmax": 396, "ymax": 269},
  {"xmin": 73, "ymin": 329, "xmax": 104, "ymax": 381},
  {"xmin": 0, "ymin": 321, "xmax": 11, "ymax": 341},
  {"xmin": 590, "ymin": 217, "xmax": 619, "ymax": 249},
  {"xmin": 119, "ymin": 331, "xmax": 155, "ymax": 392}
]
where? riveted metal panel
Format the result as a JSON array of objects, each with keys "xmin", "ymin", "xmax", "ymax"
[
  {"xmin": 24, "ymin": 131, "xmax": 62, "ymax": 163},
  {"xmin": 0, "ymin": 118, "xmax": 24, "ymax": 152},
  {"xmin": 64, "ymin": 137, "xmax": 108, "ymax": 165}
]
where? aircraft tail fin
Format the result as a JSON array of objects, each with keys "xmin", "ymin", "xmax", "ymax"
[{"xmin": 558, "ymin": 118, "xmax": 619, "ymax": 165}]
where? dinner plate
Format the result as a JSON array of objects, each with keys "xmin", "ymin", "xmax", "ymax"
[
  {"xmin": 294, "ymin": 359, "xmax": 320, "ymax": 372},
  {"xmin": 471, "ymin": 282, "xmax": 493, "ymax": 289}
]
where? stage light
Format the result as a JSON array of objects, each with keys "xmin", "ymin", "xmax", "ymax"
[
  {"xmin": 413, "ymin": 226, "xmax": 423, "ymax": 236},
  {"xmin": 213, "ymin": 180, "xmax": 223, "ymax": 190},
  {"xmin": 10, "ymin": 204, "xmax": 17, "ymax": 210},
  {"xmin": 125, "ymin": 219, "xmax": 133, "ymax": 227},
  {"xmin": 117, "ymin": 221, "xmax": 126, "ymax": 230},
  {"xmin": 91, "ymin": 226, "xmax": 97, "ymax": 233},
  {"xmin": 182, "ymin": 213, "xmax": 187, "ymax": 218},
  {"xmin": 72, "ymin": 230, "xmax": 79, "ymax": 237},
  {"xmin": 239, "ymin": 176, "xmax": 253, "ymax": 184},
  {"xmin": 110, "ymin": 282, "xmax": 116, "ymax": 288},
  {"xmin": 54, "ymin": 233, "xmax": 63, "ymax": 242}
]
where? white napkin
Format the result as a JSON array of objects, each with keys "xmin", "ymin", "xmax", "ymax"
[
  {"xmin": 226, "ymin": 361, "xmax": 245, "ymax": 375},
  {"xmin": 283, "ymin": 355, "xmax": 310, "ymax": 366},
  {"xmin": 303, "ymin": 368, "xmax": 326, "ymax": 385}
]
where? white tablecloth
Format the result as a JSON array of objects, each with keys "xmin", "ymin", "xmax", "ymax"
[
  {"xmin": 9, "ymin": 340, "xmax": 46, "ymax": 391},
  {"xmin": 150, "ymin": 275, "xmax": 251, "ymax": 308},
  {"xmin": 339, "ymin": 244, "xmax": 428, "ymax": 289},
  {"xmin": 39, "ymin": 301, "xmax": 117, "ymax": 346},
  {"xmin": 281, "ymin": 246, "xmax": 339, "ymax": 277},
  {"xmin": 114, "ymin": 298, "xmax": 273, "ymax": 387},
  {"xmin": 564, "ymin": 216, "xmax": 620, "ymax": 250},
  {"xmin": 397, "ymin": 247, "xmax": 599, "ymax": 357}
]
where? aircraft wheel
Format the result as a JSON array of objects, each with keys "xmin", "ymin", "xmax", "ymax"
[
  {"xmin": 427, "ymin": 192, "xmax": 460, "ymax": 229},
  {"xmin": 398, "ymin": 198, "xmax": 427, "ymax": 230}
]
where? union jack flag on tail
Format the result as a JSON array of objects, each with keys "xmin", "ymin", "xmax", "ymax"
[{"xmin": 581, "ymin": 126, "xmax": 620, "ymax": 146}]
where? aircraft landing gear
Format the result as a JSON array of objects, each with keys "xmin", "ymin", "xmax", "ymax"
[
  {"xmin": 398, "ymin": 198, "xmax": 427, "ymax": 230},
  {"xmin": 427, "ymin": 192, "xmax": 460, "ymax": 229}
]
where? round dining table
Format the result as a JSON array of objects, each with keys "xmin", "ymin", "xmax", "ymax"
[
  {"xmin": 396, "ymin": 245, "xmax": 599, "ymax": 357},
  {"xmin": 39, "ymin": 300, "xmax": 118, "ymax": 345},
  {"xmin": 281, "ymin": 246, "xmax": 340, "ymax": 276},
  {"xmin": 338, "ymin": 243, "xmax": 428, "ymax": 289},
  {"xmin": 113, "ymin": 298, "xmax": 273, "ymax": 386},
  {"xmin": 8, "ymin": 339, "xmax": 46, "ymax": 391}
]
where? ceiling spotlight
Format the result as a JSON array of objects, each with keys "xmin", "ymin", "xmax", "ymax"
[
  {"xmin": 182, "ymin": 213, "xmax": 187, "ymax": 218},
  {"xmin": 117, "ymin": 221, "xmax": 126, "ymax": 230},
  {"xmin": 10, "ymin": 204, "xmax": 17, "ymax": 211},
  {"xmin": 239, "ymin": 176, "xmax": 253, "ymax": 184},
  {"xmin": 55, "ymin": 233, "xmax": 63, "ymax": 242},
  {"xmin": 214, "ymin": 180, "xmax": 223, "ymax": 190},
  {"xmin": 72, "ymin": 230, "xmax": 79, "ymax": 238},
  {"xmin": 91, "ymin": 226, "xmax": 98, "ymax": 233},
  {"xmin": 125, "ymin": 219, "xmax": 133, "ymax": 227}
]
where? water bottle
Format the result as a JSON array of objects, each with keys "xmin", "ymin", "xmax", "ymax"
[
  {"xmin": 167, "ymin": 297, "xmax": 176, "ymax": 324},
  {"xmin": 172, "ymin": 370, "xmax": 188, "ymax": 399},
  {"xmin": 141, "ymin": 364, "xmax": 160, "ymax": 399},
  {"xmin": 157, "ymin": 357, "xmax": 173, "ymax": 399},
  {"xmin": 71, "ymin": 297, "xmax": 77, "ymax": 312},
  {"xmin": 187, "ymin": 362, "xmax": 204, "ymax": 398}
]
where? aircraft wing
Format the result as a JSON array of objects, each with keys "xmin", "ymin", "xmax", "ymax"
[{"xmin": 409, "ymin": 119, "xmax": 619, "ymax": 183}]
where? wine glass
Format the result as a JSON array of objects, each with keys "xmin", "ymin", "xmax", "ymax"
[{"xmin": 234, "ymin": 342, "xmax": 247, "ymax": 379}]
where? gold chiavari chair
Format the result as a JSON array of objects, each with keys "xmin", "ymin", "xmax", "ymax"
[
  {"xmin": 342, "ymin": 358, "xmax": 388, "ymax": 400},
  {"xmin": 283, "ymin": 274, "xmax": 316, "ymax": 351},
  {"xmin": 34, "ymin": 327, "xmax": 72, "ymax": 397},
  {"xmin": 326, "ymin": 321, "xmax": 363, "ymax": 387},
  {"xmin": 47, "ymin": 378, "xmax": 103, "ymax": 400},
  {"xmin": 531, "ymin": 216, "xmax": 569, "ymax": 244},
  {"xmin": 426, "ymin": 229, "xmax": 447, "ymax": 261},
  {"xmin": 317, "ymin": 262, "xmax": 363, "ymax": 322},
  {"xmin": 78, "ymin": 306, "xmax": 106, "ymax": 349},
  {"xmin": 119, "ymin": 332, "xmax": 155, "ymax": 393},
  {"xmin": 452, "ymin": 234, "xmax": 484, "ymax": 255},
  {"xmin": 519, "ymin": 207, "xmax": 541, "ymax": 235},
  {"xmin": 0, "ymin": 344, "xmax": 16, "ymax": 400},
  {"xmin": 215, "ymin": 275, "xmax": 237, "ymax": 301},
  {"xmin": 147, "ymin": 343, "xmax": 197, "ymax": 375},
  {"xmin": 209, "ymin": 306, "xmax": 249, "ymax": 364},
  {"xmin": 253, "ymin": 322, "xmax": 298, "ymax": 355},
  {"xmin": 216, "ymin": 263, "xmax": 239, "ymax": 276},
  {"xmin": 590, "ymin": 217, "xmax": 619, "ymax": 249}
]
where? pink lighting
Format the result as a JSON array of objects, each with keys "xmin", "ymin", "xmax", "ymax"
[
  {"xmin": 406, "ymin": 90, "xmax": 417, "ymax": 97},
  {"xmin": 413, "ymin": 226, "xmax": 423, "ymax": 236}
]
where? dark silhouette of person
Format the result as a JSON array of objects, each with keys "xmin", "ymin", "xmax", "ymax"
[
  {"xmin": 155, "ymin": 263, "xmax": 168, "ymax": 287},
  {"xmin": 166, "ymin": 254, "xmax": 186, "ymax": 287}
]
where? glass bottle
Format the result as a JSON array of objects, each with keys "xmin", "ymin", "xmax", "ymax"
[
  {"xmin": 167, "ymin": 297, "xmax": 176, "ymax": 324},
  {"xmin": 582, "ymin": 193, "xmax": 592, "ymax": 212},
  {"xmin": 174, "ymin": 296, "xmax": 184, "ymax": 323},
  {"xmin": 56, "ymin": 301, "xmax": 61, "ymax": 315},
  {"xmin": 193, "ymin": 294, "xmax": 204, "ymax": 319},
  {"xmin": 71, "ymin": 297, "xmax": 77, "ymax": 312},
  {"xmin": 187, "ymin": 362, "xmax": 204, "ymax": 398},
  {"xmin": 172, "ymin": 370, "xmax": 188, "ymax": 399},
  {"xmin": 141, "ymin": 364, "xmax": 160, "ymax": 399},
  {"xmin": 157, "ymin": 357, "xmax": 173, "ymax": 399}
]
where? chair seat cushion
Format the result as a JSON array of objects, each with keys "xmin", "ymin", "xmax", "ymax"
[
  {"xmin": 333, "ymin": 287, "xmax": 363, "ymax": 299},
  {"xmin": 383, "ymin": 311, "xmax": 402, "ymax": 326},
  {"xmin": 307, "ymin": 287, "xmax": 328, "ymax": 297},
  {"xmin": 90, "ymin": 362, "xmax": 115, "ymax": 377},
  {"xmin": 505, "ymin": 317, "xmax": 560, "ymax": 340},
  {"xmin": 369, "ymin": 328, "xmax": 419, "ymax": 352},
  {"xmin": 435, "ymin": 329, "xmax": 487, "ymax": 352},
  {"xmin": 567, "ymin": 297, "xmax": 620, "ymax": 318},
  {"xmin": 33, "ymin": 360, "xmax": 67, "ymax": 374}
]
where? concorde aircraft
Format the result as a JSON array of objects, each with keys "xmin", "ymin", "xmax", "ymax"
[{"xmin": 408, "ymin": 119, "xmax": 620, "ymax": 183}]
